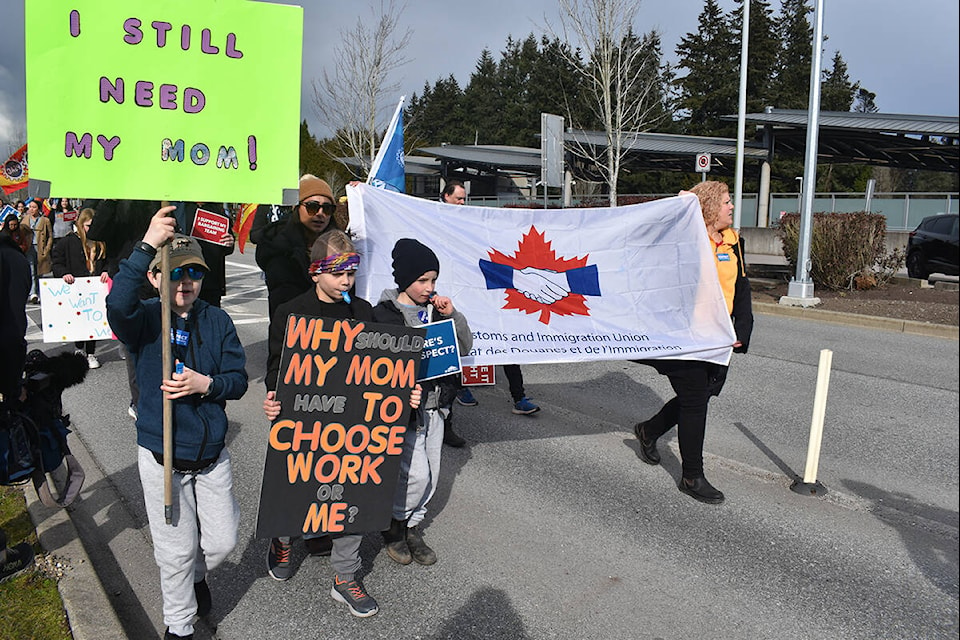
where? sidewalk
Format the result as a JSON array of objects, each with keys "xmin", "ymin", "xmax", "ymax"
[
  {"xmin": 23, "ymin": 300, "xmax": 957, "ymax": 639},
  {"xmin": 25, "ymin": 456, "xmax": 127, "ymax": 640}
]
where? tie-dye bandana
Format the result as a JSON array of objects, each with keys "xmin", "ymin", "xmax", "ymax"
[{"xmin": 308, "ymin": 252, "xmax": 361, "ymax": 275}]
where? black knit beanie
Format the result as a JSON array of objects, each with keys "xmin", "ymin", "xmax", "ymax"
[{"xmin": 392, "ymin": 238, "xmax": 440, "ymax": 292}]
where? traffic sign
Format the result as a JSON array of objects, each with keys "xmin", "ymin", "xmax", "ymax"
[{"xmin": 696, "ymin": 153, "xmax": 711, "ymax": 173}]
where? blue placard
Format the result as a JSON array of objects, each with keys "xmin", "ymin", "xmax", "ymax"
[
  {"xmin": 0, "ymin": 204, "xmax": 17, "ymax": 223},
  {"xmin": 417, "ymin": 318, "xmax": 461, "ymax": 382}
]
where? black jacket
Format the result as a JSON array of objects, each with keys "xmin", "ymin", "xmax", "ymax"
[
  {"xmin": 52, "ymin": 233, "xmax": 103, "ymax": 278},
  {"xmin": 255, "ymin": 215, "xmax": 337, "ymax": 317},
  {"xmin": 265, "ymin": 289, "xmax": 374, "ymax": 391},
  {"xmin": 729, "ymin": 234, "xmax": 754, "ymax": 353}
]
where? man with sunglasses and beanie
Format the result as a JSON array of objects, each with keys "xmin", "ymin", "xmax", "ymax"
[
  {"xmin": 107, "ymin": 207, "xmax": 248, "ymax": 640},
  {"xmin": 255, "ymin": 174, "xmax": 339, "ymax": 317}
]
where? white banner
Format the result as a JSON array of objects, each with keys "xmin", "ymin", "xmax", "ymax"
[
  {"xmin": 349, "ymin": 184, "xmax": 735, "ymax": 366},
  {"xmin": 39, "ymin": 277, "xmax": 114, "ymax": 343}
]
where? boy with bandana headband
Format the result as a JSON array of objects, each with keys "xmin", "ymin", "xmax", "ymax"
[{"xmin": 262, "ymin": 229, "xmax": 421, "ymax": 618}]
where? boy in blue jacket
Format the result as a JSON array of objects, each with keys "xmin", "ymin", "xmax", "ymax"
[{"xmin": 107, "ymin": 206, "xmax": 248, "ymax": 640}]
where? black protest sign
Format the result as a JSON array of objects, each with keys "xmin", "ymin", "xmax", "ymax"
[{"xmin": 255, "ymin": 316, "xmax": 424, "ymax": 538}]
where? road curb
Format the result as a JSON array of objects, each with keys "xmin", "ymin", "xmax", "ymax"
[
  {"xmin": 25, "ymin": 471, "xmax": 127, "ymax": 640},
  {"xmin": 754, "ymin": 301, "xmax": 959, "ymax": 340}
]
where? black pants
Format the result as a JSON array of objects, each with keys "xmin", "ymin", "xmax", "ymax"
[
  {"xmin": 74, "ymin": 340, "xmax": 95, "ymax": 355},
  {"xmin": 642, "ymin": 360, "xmax": 728, "ymax": 478},
  {"xmin": 0, "ymin": 343, "xmax": 26, "ymax": 406},
  {"xmin": 503, "ymin": 364, "xmax": 525, "ymax": 402}
]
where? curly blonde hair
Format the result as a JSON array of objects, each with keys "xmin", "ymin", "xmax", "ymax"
[{"xmin": 688, "ymin": 181, "xmax": 730, "ymax": 227}]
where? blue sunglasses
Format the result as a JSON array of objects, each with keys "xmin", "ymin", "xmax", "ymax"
[{"xmin": 169, "ymin": 266, "xmax": 207, "ymax": 281}]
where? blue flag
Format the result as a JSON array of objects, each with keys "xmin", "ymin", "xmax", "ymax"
[{"xmin": 367, "ymin": 96, "xmax": 405, "ymax": 193}]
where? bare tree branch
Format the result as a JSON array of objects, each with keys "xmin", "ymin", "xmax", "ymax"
[
  {"xmin": 311, "ymin": 0, "xmax": 411, "ymax": 177},
  {"xmin": 546, "ymin": 0, "xmax": 665, "ymax": 206}
]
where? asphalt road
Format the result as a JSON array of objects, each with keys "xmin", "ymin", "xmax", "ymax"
[{"xmin": 25, "ymin": 249, "xmax": 959, "ymax": 639}]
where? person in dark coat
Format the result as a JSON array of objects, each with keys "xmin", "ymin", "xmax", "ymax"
[
  {"xmin": 255, "ymin": 175, "xmax": 339, "ymax": 318},
  {"xmin": 0, "ymin": 226, "xmax": 30, "ymax": 406}
]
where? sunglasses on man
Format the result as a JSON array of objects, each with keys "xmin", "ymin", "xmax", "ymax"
[{"xmin": 302, "ymin": 201, "xmax": 337, "ymax": 216}]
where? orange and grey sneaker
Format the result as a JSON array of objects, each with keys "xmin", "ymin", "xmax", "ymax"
[
  {"xmin": 267, "ymin": 537, "xmax": 292, "ymax": 581},
  {"xmin": 331, "ymin": 574, "xmax": 379, "ymax": 617}
]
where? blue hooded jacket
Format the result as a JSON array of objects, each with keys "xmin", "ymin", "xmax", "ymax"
[{"xmin": 107, "ymin": 245, "xmax": 248, "ymax": 462}]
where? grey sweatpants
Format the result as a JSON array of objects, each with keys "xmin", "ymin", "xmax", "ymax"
[
  {"xmin": 330, "ymin": 534, "xmax": 363, "ymax": 579},
  {"xmin": 138, "ymin": 446, "xmax": 239, "ymax": 637},
  {"xmin": 392, "ymin": 407, "xmax": 446, "ymax": 527}
]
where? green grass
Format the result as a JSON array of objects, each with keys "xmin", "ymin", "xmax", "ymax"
[{"xmin": 0, "ymin": 486, "xmax": 72, "ymax": 640}]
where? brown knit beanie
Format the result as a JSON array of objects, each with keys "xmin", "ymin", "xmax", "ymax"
[{"xmin": 299, "ymin": 175, "xmax": 334, "ymax": 203}]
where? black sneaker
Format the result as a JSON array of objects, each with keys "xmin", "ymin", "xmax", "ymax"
[
  {"xmin": 164, "ymin": 629, "xmax": 194, "ymax": 640},
  {"xmin": 267, "ymin": 537, "xmax": 292, "ymax": 581},
  {"xmin": 1, "ymin": 542, "xmax": 35, "ymax": 584},
  {"xmin": 331, "ymin": 575, "xmax": 379, "ymax": 617},
  {"xmin": 194, "ymin": 578, "xmax": 211, "ymax": 617}
]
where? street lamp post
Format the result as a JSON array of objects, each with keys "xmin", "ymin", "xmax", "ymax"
[{"xmin": 781, "ymin": 0, "xmax": 825, "ymax": 307}]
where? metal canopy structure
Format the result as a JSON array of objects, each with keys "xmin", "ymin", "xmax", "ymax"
[
  {"xmin": 726, "ymin": 109, "xmax": 960, "ymax": 173},
  {"xmin": 416, "ymin": 144, "xmax": 542, "ymax": 177},
  {"xmin": 563, "ymin": 129, "xmax": 768, "ymax": 176},
  {"xmin": 337, "ymin": 110, "xmax": 958, "ymax": 191}
]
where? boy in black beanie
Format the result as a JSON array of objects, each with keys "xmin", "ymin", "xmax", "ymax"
[{"xmin": 371, "ymin": 238, "xmax": 472, "ymax": 566}]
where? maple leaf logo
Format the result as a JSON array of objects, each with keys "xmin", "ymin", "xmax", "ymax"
[{"xmin": 486, "ymin": 226, "xmax": 593, "ymax": 324}]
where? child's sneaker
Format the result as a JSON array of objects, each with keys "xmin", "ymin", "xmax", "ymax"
[
  {"xmin": 456, "ymin": 388, "xmax": 478, "ymax": 406},
  {"xmin": 0, "ymin": 542, "xmax": 35, "ymax": 584},
  {"xmin": 331, "ymin": 575, "xmax": 379, "ymax": 617},
  {"xmin": 267, "ymin": 537, "xmax": 292, "ymax": 581},
  {"xmin": 512, "ymin": 397, "xmax": 541, "ymax": 415},
  {"xmin": 87, "ymin": 354, "xmax": 101, "ymax": 369}
]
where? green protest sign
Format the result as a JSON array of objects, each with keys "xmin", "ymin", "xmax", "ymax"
[{"xmin": 25, "ymin": 0, "xmax": 302, "ymax": 203}]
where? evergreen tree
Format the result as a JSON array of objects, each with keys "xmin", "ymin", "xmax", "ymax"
[
  {"xmin": 853, "ymin": 87, "xmax": 879, "ymax": 113},
  {"xmin": 675, "ymin": 0, "xmax": 739, "ymax": 135},
  {"xmin": 495, "ymin": 34, "xmax": 542, "ymax": 145},
  {"xmin": 528, "ymin": 36, "xmax": 590, "ymax": 131},
  {"xmin": 771, "ymin": 0, "xmax": 813, "ymax": 109},
  {"xmin": 299, "ymin": 120, "xmax": 349, "ymax": 185},
  {"xmin": 731, "ymin": 0, "xmax": 779, "ymax": 113},
  {"xmin": 820, "ymin": 51, "xmax": 857, "ymax": 111},
  {"xmin": 405, "ymin": 75, "xmax": 466, "ymax": 145},
  {"xmin": 462, "ymin": 49, "xmax": 506, "ymax": 145}
]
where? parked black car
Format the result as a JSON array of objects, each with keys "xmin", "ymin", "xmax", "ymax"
[{"xmin": 906, "ymin": 213, "xmax": 959, "ymax": 279}]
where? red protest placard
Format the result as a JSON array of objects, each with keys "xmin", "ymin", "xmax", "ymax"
[
  {"xmin": 462, "ymin": 365, "xmax": 495, "ymax": 386},
  {"xmin": 62, "ymin": 210, "xmax": 78, "ymax": 223},
  {"xmin": 190, "ymin": 208, "xmax": 231, "ymax": 245}
]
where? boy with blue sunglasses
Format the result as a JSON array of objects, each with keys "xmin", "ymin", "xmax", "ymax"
[{"xmin": 107, "ymin": 207, "xmax": 248, "ymax": 639}]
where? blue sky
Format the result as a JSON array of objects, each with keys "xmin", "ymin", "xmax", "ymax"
[{"xmin": 2, "ymin": 0, "xmax": 958, "ymax": 153}]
